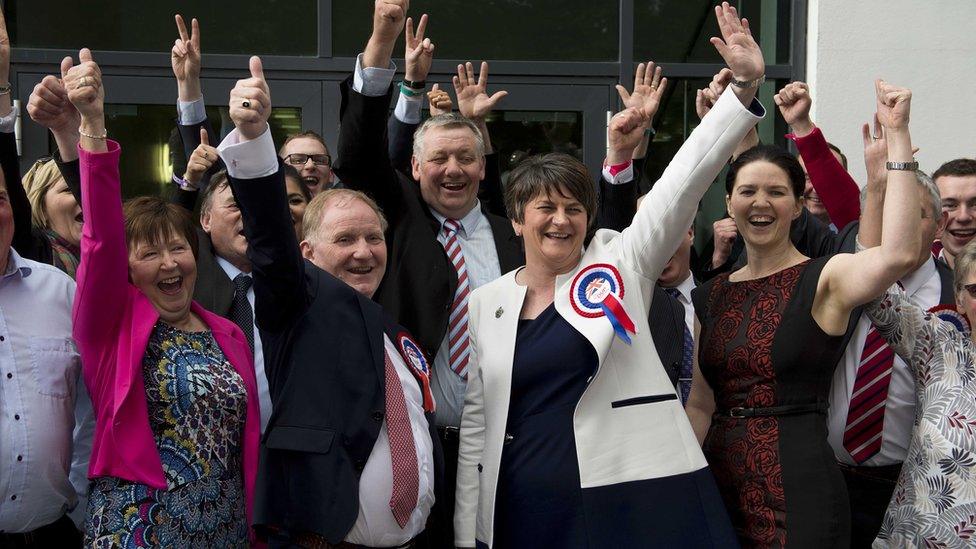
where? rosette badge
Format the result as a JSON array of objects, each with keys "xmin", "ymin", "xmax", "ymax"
[{"xmin": 570, "ymin": 264, "xmax": 638, "ymax": 344}]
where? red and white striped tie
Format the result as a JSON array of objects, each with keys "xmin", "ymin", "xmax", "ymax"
[
  {"xmin": 386, "ymin": 350, "xmax": 418, "ymax": 528},
  {"xmin": 843, "ymin": 325, "xmax": 895, "ymax": 463},
  {"xmin": 439, "ymin": 218, "xmax": 470, "ymax": 380}
]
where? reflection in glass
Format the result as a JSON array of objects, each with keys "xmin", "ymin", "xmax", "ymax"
[
  {"xmin": 7, "ymin": 1, "xmax": 316, "ymax": 55},
  {"xmin": 333, "ymin": 0, "xmax": 617, "ymax": 61},
  {"xmin": 478, "ymin": 110, "xmax": 583, "ymax": 181},
  {"xmin": 102, "ymin": 104, "xmax": 301, "ymax": 201}
]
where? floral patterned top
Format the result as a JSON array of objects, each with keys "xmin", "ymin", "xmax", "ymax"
[
  {"xmin": 85, "ymin": 322, "xmax": 248, "ymax": 548},
  {"xmin": 867, "ymin": 286, "xmax": 976, "ymax": 549}
]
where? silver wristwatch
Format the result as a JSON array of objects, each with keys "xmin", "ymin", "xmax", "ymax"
[
  {"xmin": 885, "ymin": 160, "xmax": 919, "ymax": 171},
  {"xmin": 730, "ymin": 75, "xmax": 766, "ymax": 89}
]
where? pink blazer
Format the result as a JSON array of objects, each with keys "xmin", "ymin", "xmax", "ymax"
[{"xmin": 72, "ymin": 141, "xmax": 260, "ymax": 531}]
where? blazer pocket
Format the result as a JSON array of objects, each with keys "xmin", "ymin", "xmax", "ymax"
[
  {"xmin": 610, "ymin": 394, "xmax": 677, "ymax": 408},
  {"xmin": 264, "ymin": 425, "xmax": 335, "ymax": 454}
]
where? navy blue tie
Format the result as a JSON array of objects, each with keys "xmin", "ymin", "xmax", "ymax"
[{"xmin": 664, "ymin": 287, "xmax": 693, "ymax": 406}]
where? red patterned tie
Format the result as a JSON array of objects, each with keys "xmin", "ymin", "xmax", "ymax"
[
  {"xmin": 843, "ymin": 325, "xmax": 895, "ymax": 463},
  {"xmin": 385, "ymin": 350, "xmax": 419, "ymax": 528},
  {"xmin": 439, "ymin": 218, "xmax": 470, "ymax": 379}
]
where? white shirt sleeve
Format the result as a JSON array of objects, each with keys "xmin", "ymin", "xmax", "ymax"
[
  {"xmin": 353, "ymin": 53, "xmax": 397, "ymax": 97},
  {"xmin": 601, "ymin": 162, "xmax": 634, "ymax": 185},
  {"xmin": 394, "ymin": 91, "xmax": 423, "ymax": 124},
  {"xmin": 177, "ymin": 97, "xmax": 207, "ymax": 126},
  {"xmin": 0, "ymin": 103, "xmax": 19, "ymax": 133},
  {"xmin": 217, "ymin": 125, "xmax": 279, "ymax": 179}
]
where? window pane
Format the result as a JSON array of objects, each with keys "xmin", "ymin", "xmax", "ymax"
[
  {"xmin": 634, "ymin": 0, "xmax": 791, "ymax": 65},
  {"xmin": 480, "ymin": 111, "xmax": 583, "ymax": 179},
  {"xmin": 7, "ymin": 1, "xmax": 316, "ymax": 56},
  {"xmin": 333, "ymin": 1, "xmax": 617, "ymax": 61},
  {"xmin": 103, "ymin": 104, "xmax": 302, "ymax": 201}
]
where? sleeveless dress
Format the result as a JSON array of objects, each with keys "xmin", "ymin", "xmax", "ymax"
[
  {"xmin": 692, "ymin": 257, "xmax": 851, "ymax": 548},
  {"xmin": 84, "ymin": 322, "xmax": 249, "ymax": 548}
]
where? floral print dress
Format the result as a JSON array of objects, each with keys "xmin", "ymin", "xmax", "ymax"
[
  {"xmin": 85, "ymin": 322, "xmax": 248, "ymax": 548},
  {"xmin": 867, "ymin": 286, "xmax": 976, "ymax": 549}
]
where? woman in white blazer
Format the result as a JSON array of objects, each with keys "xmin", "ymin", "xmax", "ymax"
[{"xmin": 454, "ymin": 5, "xmax": 764, "ymax": 547}]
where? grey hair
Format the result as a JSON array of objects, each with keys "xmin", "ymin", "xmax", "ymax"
[
  {"xmin": 412, "ymin": 113, "xmax": 485, "ymax": 160},
  {"xmin": 858, "ymin": 170, "xmax": 941, "ymax": 219},
  {"xmin": 954, "ymin": 239, "xmax": 976, "ymax": 295}
]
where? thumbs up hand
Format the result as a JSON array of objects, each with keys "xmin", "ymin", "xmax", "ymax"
[
  {"xmin": 230, "ymin": 55, "xmax": 271, "ymax": 141},
  {"xmin": 63, "ymin": 48, "xmax": 104, "ymax": 123},
  {"xmin": 184, "ymin": 128, "xmax": 220, "ymax": 186}
]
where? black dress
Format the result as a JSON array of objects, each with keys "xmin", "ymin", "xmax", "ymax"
[
  {"xmin": 692, "ymin": 257, "xmax": 851, "ymax": 548},
  {"xmin": 493, "ymin": 304, "xmax": 597, "ymax": 548}
]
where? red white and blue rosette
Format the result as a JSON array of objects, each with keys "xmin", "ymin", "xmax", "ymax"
[
  {"xmin": 570, "ymin": 263, "xmax": 638, "ymax": 344},
  {"xmin": 929, "ymin": 304, "xmax": 971, "ymax": 338},
  {"xmin": 397, "ymin": 332, "xmax": 436, "ymax": 413}
]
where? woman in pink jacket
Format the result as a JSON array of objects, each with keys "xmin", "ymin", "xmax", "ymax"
[{"xmin": 66, "ymin": 49, "xmax": 260, "ymax": 548}]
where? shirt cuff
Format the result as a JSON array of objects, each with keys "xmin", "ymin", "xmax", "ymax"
[
  {"xmin": 217, "ymin": 125, "xmax": 278, "ymax": 179},
  {"xmin": 177, "ymin": 97, "xmax": 206, "ymax": 126},
  {"xmin": 602, "ymin": 160, "xmax": 634, "ymax": 185},
  {"xmin": 353, "ymin": 53, "xmax": 397, "ymax": 97},
  {"xmin": 0, "ymin": 103, "xmax": 18, "ymax": 133},
  {"xmin": 394, "ymin": 90, "xmax": 423, "ymax": 124}
]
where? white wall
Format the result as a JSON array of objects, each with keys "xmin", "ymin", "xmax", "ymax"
[{"xmin": 806, "ymin": 0, "xmax": 976, "ymax": 185}]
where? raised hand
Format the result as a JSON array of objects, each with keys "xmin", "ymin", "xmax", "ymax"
[
  {"xmin": 875, "ymin": 79, "xmax": 911, "ymax": 130},
  {"xmin": 427, "ymin": 83, "xmax": 452, "ymax": 116},
  {"xmin": 171, "ymin": 15, "xmax": 202, "ymax": 101},
  {"xmin": 862, "ymin": 113, "xmax": 888, "ymax": 187},
  {"xmin": 63, "ymin": 49, "xmax": 105, "ymax": 123},
  {"xmin": 405, "ymin": 14, "xmax": 434, "ymax": 82},
  {"xmin": 0, "ymin": 8, "xmax": 10, "ymax": 86},
  {"xmin": 453, "ymin": 61, "xmax": 508, "ymax": 121},
  {"xmin": 229, "ymin": 56, "xmax": 271, "ymax": 141},
  {"xmin": 607, "ymin": 107, "xmax": 650, "ymax": 164},
  {"xmin": 710, "ymin": 2, "xmax": 764, "ymax": 83},
  {"xmin": 615, "ymin": 61, "xmax": 668, "ymax": 123},
  {"xmin": 28, "ymin": 73, "xmax": 81, "ymax": 134},
  {"xmin": 184, "ymin": 128, "xmax": 219, "ymax": 185},
  {"xmin": 774, "ymin": 81, "xmax": 814, "ymax": 136},
  {"xmin": 372, "ymin": 0, "xmax": 409, "ymax": 45},
  {"xmin": 695, "ymin": 69, "xmax": 732, "ymax": 120},
  {"xmin": 712, "ymin": 217, "xmax": 738, "ymax": 268}
]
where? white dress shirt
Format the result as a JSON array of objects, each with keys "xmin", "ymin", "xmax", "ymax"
[
  {"xmin": 353, "ymin": 55, "xmax": 503, "ymax": 428},
  {"xmin": 214, "ymin": 256, "xmax": 272, "ymax": 433},
  {"xmin": 217, "ymin": 123, "xmax": 435, "ymax": 545},
  {"xmin": 665, "ymin": 273, "xmax": 696, "ymax": 336},
  {"xmin": 0, "ymin": 249, "xmax": 94, "ymax": 533},
  {"xmin": 828, "ymin": 257, "xmax": 942, "ymax": 466}
]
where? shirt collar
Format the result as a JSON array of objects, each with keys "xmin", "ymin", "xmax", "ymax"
[
  {"xmin": 215, "ymin": 255, "xmax": 247, "ymax": 282},
  {"xmin": 674, "ymin": 273, "xmax": 696, "ymax": 303},
  {"xmin": 430, "ymin": 200, "xmax": 485, "ymax": 238},
  {"xmin": 2, "ymin": 248, "xmax": 32, "ymax": 279},
  {"xmin": 900, "ymin": 255, "xmax": 937, "ymax": 296}
]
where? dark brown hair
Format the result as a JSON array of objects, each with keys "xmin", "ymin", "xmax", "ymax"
[
  {"xmin": 504, "ymin": 153, "xmax": 596, "ymax": 230},
  {"xmin": 283, "ymin": 163, "xmax": 312, "ymax": 202},
  {"xmin": 123, "ymin": 196, "xmax": 199, "ymax": 258},
  {"xmin": 726, "ymin": 144, "xmax": 805, "ymax": 198},
  {"xmin": 933, "ymin": 158, "xmax": 976, "ymax": 181}
]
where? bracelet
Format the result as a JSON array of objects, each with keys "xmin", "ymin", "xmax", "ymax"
[
  {"xmin": 402, "ymin": 78, "xmax": 426, "ymax": 90},
  {"xmin": 173, "ymin": 174, "xmax": 199, "ymax": 192},
  {"xmin": 78, "ymin": 126, "xmax": 107, "ymax": 140},
  {"xmin": 643, "ymin": 127, "xmax": 656, "ymax": 138},
  {"xmin": 886, "ymin": 160, "xmax": 919, "ymax": 171},
  {"xmin": 731, "ymin": 74, "xmax": 766, "ymax": 89},
  {"xmin": 0, "ymin": 83, "xmax": 10, "ymax": 96},
  {"xmin": 399, "ymin": 83, "xmax": 421, "ymax": 97}
]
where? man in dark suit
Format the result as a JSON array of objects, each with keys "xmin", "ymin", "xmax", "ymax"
[
  {"xmin": 332, "ymin": 3, "xmax": 523, "ymax": 542},
  {"xmin": 217, "ymin": 56, "xmax": 444, "ymax": 548}
]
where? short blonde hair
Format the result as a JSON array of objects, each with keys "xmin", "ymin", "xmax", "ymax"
[
  {"xmin": 303, "ymin": 188, "xmax": 388, "ymax": 242},
  {"xmin": 24, "ymin": 158, "xmax": 65, "ymax": 229},
  {"xmin": 954, "ymin": 239, "xmax": 976, "ymax": 296}
]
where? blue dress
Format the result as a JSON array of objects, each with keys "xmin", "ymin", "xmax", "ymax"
[
  {"xmin": 493, "ymin": 304, "xmax": 597, "ymax": 548},
  {"xmin": 85, "ymin": 322, "xmax": 249, "ymax": 548}
]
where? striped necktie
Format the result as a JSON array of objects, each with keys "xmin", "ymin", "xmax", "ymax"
[
  {"xmin": 438, "ymin": 218, "xmax": 470, "ymax": 380},
  {"xmin": 664, "ymin": 287, "xmax": 693, "ymax": 405},
  {"xmin": 843, "ymin": 324, "xmax": 895, "ymax": 463},
  {"xmin": 385, "ymin": 349, "xmax": 419, "ymax": 528}
]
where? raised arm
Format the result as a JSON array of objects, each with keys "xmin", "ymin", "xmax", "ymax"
[
  {"xmin": 219, "ymin": 57, "xmax": 308, "ymax": 333},
  {"xmin": 616, "ymin": 2, "xmax": 765, "ymax": 279},
  {"xmin": 387, "ymin": 13, "xmax": 434, "ymax": 173},
  {"xmin": 174, "ymin": 127, "xmax": 220, "ymax": 212},
  {"xmin": 696, "ymin": 69, "xmax": 759, "ymax": 160},
  {"xmin": 616, "ymin": 61, "xmax": 668, "ymax": 160},
  {"xmin": 454, "ymin": 61, "xmax": 507, "ymax": 217},
  {"xmin": 815, "ymin": 81, "xmax": 920, "ymax": 333},
  {"xmin": 70, "ymin": 49, "xmax": 128, "ymax": 351},
  {"xmin": 776, "ymin": 81, "xmax": 861, "ymax": 228},
  {"xmin": 27, "ymin": 65, "xmax": 84, "ymax": 201}
]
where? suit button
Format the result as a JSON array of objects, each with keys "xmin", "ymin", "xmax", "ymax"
[
  {"xmin": 477, "ymin": 464, "xmax": 483, "ymax": 473},
  {"xmin": 355, "ymin": 459, "xmax": 366, "ymax": 472},
  {"xmin": 372, "ymin": 411, "xmax": 384, "ymax": 422}
]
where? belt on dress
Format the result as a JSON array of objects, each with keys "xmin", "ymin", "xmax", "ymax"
[{"xmin": 717, "ymin": 401, "xmax": 827, "ymax": 418}]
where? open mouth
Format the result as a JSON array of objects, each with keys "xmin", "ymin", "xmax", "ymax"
[
  {"xmin": 347, "ymin": 265, "xmax": 374, "ymax": 276},
  {"xmin": 545, "ymin": 232, "xmax": 571, "ymax": 241},
  {"xmin": 74, "ymin": 212, "xmax": 84, "ymax": 223},
  {"xmin": 302, "ymin": 176, "xmax": 318, "ymax": 188},
  {"xmin": 949, "ymin": 228, "xmax": 976, "ymax": 240},
  {"xmin": 748, "ymin": 215, "xmax": 775, "ymax": 227},
  {"xmin": 157, "ymin": 276, "xmax": 183, "ymax": 295},
  {"xmin": 442, "ymin": 181, "xmax": 466, "ymax": 192}
]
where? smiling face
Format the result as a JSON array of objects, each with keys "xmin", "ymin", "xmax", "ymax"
[
  {"xmin": 300, "ymin": 196, "xmax": 387, "ymax": 298},
  {"xmin": 43, "ymin": 177, "xmax": 83, "ymax": 247},
  {"xmin": 727, "ymin": 160, "xmax": 803, "ymax": 250},
  {"xmin": 937, "ymin": 174, "xmax": 976, "ymax": 262},
  {"xmin": 129, "ymin": 233, "xmax": 197, "ymax": 325},
  {"xmin": 200, "ymin": 183, "xmax": 249, "ymax": 272},
  {"xmin": 281, "ymin": 136, "xmax": 333, "ymax": 197},
  {"xmin": 284, "ymin": 174, "xmax": 309, "ymax": 241},
  {"xmin": 513, "ymin": 185, "xmax": 588, "ymax": 276},
  {"xmin": 411, "ymin": 126, "xmax": 485, "ymax": 220}
]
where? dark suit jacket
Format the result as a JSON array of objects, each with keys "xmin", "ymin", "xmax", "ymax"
[
  {"xmin": 228, "ymin": 164, "xmax": 445, "ymax": 545},
  {"xmin": 334, "ymin": 77, "xmax": 523, "ymax": 360}
]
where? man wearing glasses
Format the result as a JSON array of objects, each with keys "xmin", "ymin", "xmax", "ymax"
[{"xmin": 280, "ymin": 130, "xmax": 336, "ymax": 196}]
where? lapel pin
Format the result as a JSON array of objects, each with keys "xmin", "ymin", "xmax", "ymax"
[{"xmin": 495, "ymin": 306, "xmax": 504, "ymax": 318}]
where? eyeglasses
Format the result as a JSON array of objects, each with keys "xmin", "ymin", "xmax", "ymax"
[
  {"xmin": 963, "ymin": 283, "xmax": 976, "ymax": 298},
  {"xmin": 284, "ymin": 153, "xmax": 331, "ymax": 167}
]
